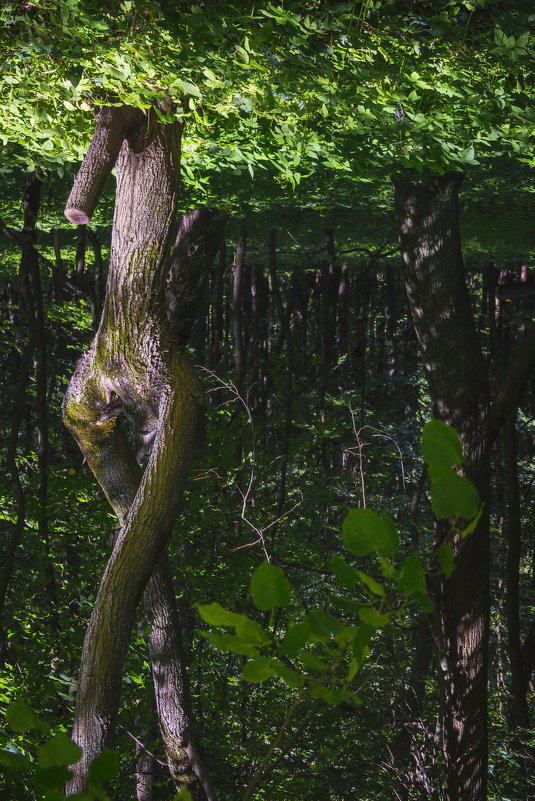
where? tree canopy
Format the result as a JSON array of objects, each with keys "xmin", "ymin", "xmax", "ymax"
[{"xmin": 2, "ymin": 1, "xmax": 533, "ymax": 186}]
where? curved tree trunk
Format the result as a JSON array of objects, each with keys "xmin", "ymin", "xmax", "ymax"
[{"xmin": 62, "ymin": 106, "xmax": 223, "ymax": 796}]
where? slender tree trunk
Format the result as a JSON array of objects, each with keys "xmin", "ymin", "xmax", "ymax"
[
  {"xmin": 0, "ymin": 341, "xmax": 32, "ymax": 630},
  {"xmin": 384, "ymin": 264, "xmax": 397, "ymax": 377},
  {"xmin": 52, "ymin": 228, "xmax": 65, "ymax": 302},
  {"xmin": 87, "ymin": 227, "xmax": 104, "ymax": 331},
  {"xmin": 504, "ymin": 411, "xmax": 529, "ymax": 727},
  {"xmin": 233, "ymin": 228, "xmax": 247, "ymax": 391},
  {"xmin": 74, "ymin": 224, "xmax": 86, "ymax": 285},
  {"xmin": 144, "ymin": 554, "xmax": 217, "ymax": 801},
  {"xmin": 395, "ymin": 172, "xmax": 491, "ymax": 801},
  {"xmin": 211, "ymin": 240, "xmax": 226, "ymax": 366},
  {"xmin": 267, "ymin": 229, "xmax": 294, "ymax": 517},
  {"xmin": 62, "ymin": 105, "xmax": 223, "ymax": 796},
  {"xmin": 338, "ymin": 264, "xmax": 349, "ymax": 363},
  {"xmin": 23, "ymin": 177, "xmax": 60, "ymax": 636},
  {"xmin": 395, "ymin": 170, "xmax": 535, "ymax": 801}
]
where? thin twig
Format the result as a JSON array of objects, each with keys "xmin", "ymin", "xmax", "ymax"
[
  {"xmin": 348, "ymin": 405, "xmax": 408, "ymax": 505},
  {"xmin": 118, "ymin": 725, "xmax": 168, "ymax": 767},
  {"xmin": 240, "ymin": 691, "xmax": 306, "ymax": 801},
  {"xmin": 199, "ymin": 367, "xmax": 303, "ymax": 564}
]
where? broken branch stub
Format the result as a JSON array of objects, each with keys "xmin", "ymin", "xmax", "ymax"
[{"xmin": 64, "ymin": 105, "xmax": 142, "ymax": 225}]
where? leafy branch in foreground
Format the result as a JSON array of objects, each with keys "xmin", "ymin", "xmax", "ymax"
[
  {"xmin": 0, "ymin": 702, "xmax": 118, "ymax": 801},
  {"xmin": 197, "ymin": 419, "xmax": 481, "ymax": 799},
  {"xmin": 0, "ymin": 421, "xmax": 480, "ymax": 799}
]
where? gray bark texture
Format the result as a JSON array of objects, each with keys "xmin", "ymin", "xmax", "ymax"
[{"xmin": 62, "ymin": 105, "xmax": 223, "ymax": 798}]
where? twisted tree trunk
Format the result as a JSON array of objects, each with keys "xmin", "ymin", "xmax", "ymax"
[{"xmin": 62, "ymin": 105, "xmax": 223, "ymax": 797}]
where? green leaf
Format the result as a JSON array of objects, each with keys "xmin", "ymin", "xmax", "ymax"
[
  {"xmin": 300, "ymin": 651, "xmax": 330, "ymax": 672},
  {"xmin": 173, "ymin": 787, "xmax": 193, "ymax": 801},
  {"xmin": 422, "ymin": 419, "xmax": 464, "ymax": 479},
  {"xmin": 330, "ymin": 554, "xmax": 358, "ymax": 587},
  {"xmin": 431, "ymin": 473, "xmax": 480, "ymax": 520},
  {"xmin": 309, "ymin": 685, "xmax": 346, "ymax": 704},
  {"xmin": 34, "ymin": 765, "xmax": 72, "ymax": 790},
  {"xmin": 0, "ymin": 749, "xmax": 31, "ymax": 771},
  {"xmin": 330, "ymin": 595, "xmax": 362, "ymax": 616},
  {"xmin": 358, "ymin": 607, "xmax": 390, "ymax": 628},
  {"xmin": 271, "ymin": 659, "xmax": 305, "ymax": 688},
  {"xmin": 459, "ymin": 146, "xmax": 478, "ymax": 164},
  {"xmin": 378, "ymin": 557, "xmax": 398, "ymax": 581},
  {"xmin": 398, "ymin": 553, "xmax": 427, "ymax": 596},
  {"xmin": 250, "ymin": 561, "xmax": 292, "ymax": 611},
  {"xmin": 439, "ymin": 542, "xmax": 454, "ymax": 578},
  {"xmin": 39, "ymin": 733, "xmax": 82, "ymax": 768},
  {"xmin": 280, "ymin": 620, "xmax": 312, "ymax": 657},
  {"xmin": 413, "ymin": 591, "xmax": 436, "ymax": 613},
  {"xmin": 197, "ymin": 602, "xmax": 244, "ymax": 627},
  {"xmin": 235, "ymin": 617, "xmax": 270, "ymax": 645},
  {"xmin": 6, "ymin": 702, "xmax": 41, "ymax": 732},
  {"xmin": 342, "ymin": 509, "xmax": 376, "ymax": 556},
  {"xmin": 355, "ymin": 570, "xmax": 386, "ymax": 597},
  {"xmin": 202, "ymin": 632, "xmax": 259, "ymax": 657},
  {"xmin": 88, "ymin": 749, "xmax": 120, "ymax": 785},
  {"xmin": 342, "ymin": 509, "xmax": 398, "ymax": 559},
  {"xmin": 183, "ymin": 81, "xmax": 202, "ymax": 98},
  {"xmin": 335, "ymin": 625, "xmax": 359, "ymax": 649},
  {"xmin": 461, "ymin": 503, "xmax": 483, "ymax": 538},
  {"xmin": 198, "ymin": 602, "xmax": 269, "ymax": 644},
  {"xmin": 347, "ymin": 657, "xmax": 360, "ymax": 681},
  {"xmin": 241, "ymin": 657, "xmax": 276, "ymax": 682},
  {"xmin": 352, "ymin": 625, "xmax": 374, "ymax": 668},
  {"xmin": 306, "ymin": 609, "xmax": 344, "ymax": 640}
]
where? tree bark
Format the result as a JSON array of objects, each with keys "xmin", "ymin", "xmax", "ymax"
[
  {"xmin": 396, "ymin": 171, "xmax": 535, "ymax": 800},
  {"xmin": 390, "ymin": 616, "xmax": 436, "ymax": 801},
  {"xmin": 144, "ymin": 554, "xmax": 217, "ymax": 801},
  {"xmin": 62, "ymin": 105, "xmax": 222, "ymax": 796},
  {"xmin": 395, "ymin": 172, "xmax": 491, "ymax": 801},
  {"xmin": 503, "ymin": 411, "xmax": 530, "ymax": 727},
  {"xmin": 233, "ymin": 228, "xmax": 247, "ymax": 391}
]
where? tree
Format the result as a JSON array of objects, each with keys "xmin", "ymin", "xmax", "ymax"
[
  {"xmin": 62, "ymin": 104, "xmax": 224, "ymax": 795},
  {"xmin": 395, "ymin": 170, "xmax": 535, "ymax": 799},
  {"xmin": 0, "ymin": 2, "xmax": 534, "ymax": 798}
]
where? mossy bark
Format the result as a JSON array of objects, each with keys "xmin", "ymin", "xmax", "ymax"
[{"xmin": 62, "ymin": 106, "xmax": 222, "ymax": 798}]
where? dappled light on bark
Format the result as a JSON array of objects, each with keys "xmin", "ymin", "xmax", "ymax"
[{"xmin": 62, "ymin": 106, "xmax": 222, "ymax": 798}]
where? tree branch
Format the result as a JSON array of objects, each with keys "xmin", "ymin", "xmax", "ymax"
[
  {"xmin": 64, "ymin": 106, "xmax": 140, "ymax": 224},
  {"xmin": 489, "ymin": 325, "xmax": 535, "ymax": 436}
]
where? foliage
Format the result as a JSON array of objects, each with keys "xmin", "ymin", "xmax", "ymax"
[
  {"xmin": 195, "ymin": 421, "xmax": 480, "ymax": 796},
  {"xmin": 0, "ymin": 1, "xmax": 533, "ymax": 198},
  {"xmin": 0, "ymin": 2, "xmax": 534, "ymax": 799},
  {"xmin": 1, "ymin": 702, "xmax": 118, "ymax": 801}
]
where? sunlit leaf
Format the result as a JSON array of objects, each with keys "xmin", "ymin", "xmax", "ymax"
[{"xmin": 250, "ymin": 561, "xmax": 292, "ymax": 611}]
